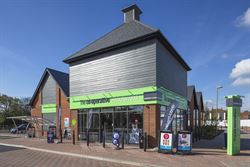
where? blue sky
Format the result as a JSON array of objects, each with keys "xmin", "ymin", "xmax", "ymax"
[{"xmin": 0, "ymin": 0, "xmax": 249, "ymax": 111}]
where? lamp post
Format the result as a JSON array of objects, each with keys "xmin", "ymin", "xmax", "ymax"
[{"xmin": 216, "ymin": 86, "xmax": 223, "ymax": 119}]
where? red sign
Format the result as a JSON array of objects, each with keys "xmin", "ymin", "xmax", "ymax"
[{"xmin": 163, "ymin": 133, "xmax": 169, "ymax": 139}]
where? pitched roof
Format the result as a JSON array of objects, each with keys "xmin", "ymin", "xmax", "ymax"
[
  {"xmin": 63, "ymin": 20, "xmax": 157, "ymax": 62},
  {"xmin": 29, "ymin": 68, "xmax": 69, "ymax": 106},
  {"xmin": 48, "ymin": 68, "xmax": 69, "ymax": 97},
  {"xmin": 187, "ymin": 85, "xmax": 195, "ymax": 102},
  {"xmin": 63, "ymin": 20, "xmax": 191, "ymax": 71},
  {"xmin": 196, "ymin": 92, "xmax": 202, "ymax": 105}
]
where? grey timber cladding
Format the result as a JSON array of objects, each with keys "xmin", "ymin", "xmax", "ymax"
[
  {"xmin": 42, "ymin": 75, "xmax": 56, "ymax": 104},
  {"xmin": 70, "ymin": 39, "xmax": 157, "ymax": 96},
  {"xmin": 156, "ymin": 41, "xmax": 187, "ymax": 97}
]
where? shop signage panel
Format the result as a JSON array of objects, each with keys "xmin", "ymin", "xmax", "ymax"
[
  {"xmin": 42, "ymin": 104, "xmax": 56, "ymax": 113},
  {"xmin": 70, "ymin": 86, "xmax": 187, "ymax": 110},
  {"xmin": 157, "ymin": 87, "xmax": 187, "ymax": 110},
  {"xmin": 70, "ymin": 86, "xmax": 157, "ymax": 109}
]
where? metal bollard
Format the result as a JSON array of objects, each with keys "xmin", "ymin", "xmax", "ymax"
[
  {"xmin": 87, "ymin": 130, "xmax": 89, "ymax": 146},
  {"xmin": 121, "ymin": 130, "xmax": 124, "ymax": 149},
  {"xmin": 143, "ymin": 132, "xmax": 147, "ymax": 152},
  {"xmin": 72, "ymin": 130, "xmax": 75, "ymax": 145},
  {"xmin": 103, "ymin": 130, "xmax": 105, "ymax": 148}
]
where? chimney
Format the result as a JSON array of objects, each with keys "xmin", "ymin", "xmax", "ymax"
[{"xmin": 122, "ymin": 4, "xmax": 142, "ymax": 23}]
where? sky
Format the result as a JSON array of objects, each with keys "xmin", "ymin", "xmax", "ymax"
[{"xmin": 0, "ymin": 0, "xmax": 249, "ymax": 111}]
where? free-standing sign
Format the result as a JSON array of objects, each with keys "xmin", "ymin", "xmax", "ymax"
[
  {"xmin": 225, "ymin": 95, "xmax": 242, "ymax": 156},
  {"xmin": 159, "ymin": 131, "xmax": 173, "ymax": 152},
  {"xmin": 47, "ymin": 131, "xmax": 54, "ymax": 143},
  {"xmin": 64, "ymin": 118, "xmax": 69, "ymax": 127},
  {"xmin": 112, "ymin": 132, "xmax": 120, "ymax": 149},
  {"xmin": 161, "ymin": 101, "xmax": 179, "ymax": 131},
  {"xmin": 178, "ymin": 132, "xmax": 192, "ymax": 151}
]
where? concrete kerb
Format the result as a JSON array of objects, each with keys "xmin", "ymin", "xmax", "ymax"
[{"xmin": 0, "ymin": 143, "xmax": 164, "ymax": 167}]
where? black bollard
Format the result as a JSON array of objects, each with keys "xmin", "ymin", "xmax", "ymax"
[
  {"xmin": 143, "ymin": 132, "xmax": 147, "ymax": 152},
  {"xmin": 73, "ymin": 130, "xmax": 75, "ymax": 145},
  {"xmin": 103, "ymin": 130, "xmax": 105, "ymax": 148},
  {"xmin": 60, "ymin": 129, "xmax": 63, "ymax": 143},
  {"xmin": 87, "ymin": 130, "xmax": 89, "ymax": 146},
  {"xmin": 121, "ymin": 130, "xmax": 124, "ymax": 149}
]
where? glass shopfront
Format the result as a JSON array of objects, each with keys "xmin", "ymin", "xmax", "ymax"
[{"xmin": 78, "ymin": 106, "xmax": 143, "ymax": 144}]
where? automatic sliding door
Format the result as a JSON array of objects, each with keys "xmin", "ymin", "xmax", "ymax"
[
  {"xmin": 100, "ymin": 108, "xmax": 114, "ymax": 142},
  {"xmin": 114, "ymin": 107, "xmax": 127, "ymax": 143},
  {"xmin": 128, "ymin": 106, "xmax": 143, "ymax": 144}
]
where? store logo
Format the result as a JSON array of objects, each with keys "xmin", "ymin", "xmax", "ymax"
[
  {"xmin": 80, "ymin": 98, "xmax": 110, "ymax": 105},
  {"xmin": 163, "ymin": 133, "xmax": 169, "ymax": 139}
]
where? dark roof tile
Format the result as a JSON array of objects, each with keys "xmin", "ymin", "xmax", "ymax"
[
  {"xmin": 63, "ymin": 20, "xmax": 158, "ymax": 62},
  {"xmin": 29, "ymin": 68, "xmax": 69, "ymax": 105}
]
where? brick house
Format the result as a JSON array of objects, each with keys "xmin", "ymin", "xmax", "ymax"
[{"xmin": 29, "ymin": 68, "xmax": 73, "ymax": 138}]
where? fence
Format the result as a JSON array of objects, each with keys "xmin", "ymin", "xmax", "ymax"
[{"xmin": 205, "ymin": 120, "xmax": 250, "ymax": 127}]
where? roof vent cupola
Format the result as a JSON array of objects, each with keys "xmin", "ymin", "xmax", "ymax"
[{"xmin": 122, "ymin": 4, "xmax": 142, "ymax": 23}]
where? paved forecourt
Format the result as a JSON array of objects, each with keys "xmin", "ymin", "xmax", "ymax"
[{"xmin": 0, "ymin": 133, "xmax": 249, "ymax": 167}]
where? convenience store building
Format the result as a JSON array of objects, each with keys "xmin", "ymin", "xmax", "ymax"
[{"xmin": 63, "ymin": 4, "xmax": 191, "ymax": 148}]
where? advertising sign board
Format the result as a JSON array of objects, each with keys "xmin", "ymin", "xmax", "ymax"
[
  {"xmin": 159, "ymin": 131, "xmax": 173, "ymax": 152},
  {"xmin": 64, "ymin": 117, "xmax": 69, "ymax": 127},
  {"xmin": 161, "ymin": 101, "xmax": 179, "ymax": 131},
  {"xmin": 178, "ymin": 132, "xmax": 192, "ymax": 151}
]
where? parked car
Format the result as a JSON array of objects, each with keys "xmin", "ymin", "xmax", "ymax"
[{"xmin": 10, "ymin": 124, "xmax": 29, "ymax": 134}]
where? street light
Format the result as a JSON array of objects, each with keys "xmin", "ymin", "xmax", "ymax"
[{"xmin": 216, "ymin": 86, "xmax": 223, "ymax": 119}]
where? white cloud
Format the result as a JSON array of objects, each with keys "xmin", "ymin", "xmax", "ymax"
[
  {"xmin": 235, "ymin": 8, "xmax": 250, "ymax": 28},
  {"xmin": 230, "ymin": 58, "xmax": 250, "ymax": 78},
  {"xmin": 232, "ymin": 77, "xmax": 250, "ymax": 86}
]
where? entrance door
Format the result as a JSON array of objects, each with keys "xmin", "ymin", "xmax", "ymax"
[
  {"xmin": 128, "ymin": 107, "xmax": 143, "ymax": 144},
  {"xmin": 100, "ymin": 112, "xmax": 113, "ymax": 142}
]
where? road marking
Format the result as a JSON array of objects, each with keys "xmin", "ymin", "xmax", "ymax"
[
  {"xmin": 0, "ymin": 143, "xmax": 165, "ymax": 167},
  {"xmin": 219, "ymin": 161, "xmax": 230, "ymax": 167}
]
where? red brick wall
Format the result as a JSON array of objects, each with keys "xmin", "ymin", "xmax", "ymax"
[
  {"xmin": 56, "ymin": 85, "xmax": 70, "ymax": 138},
  {"xmin": 31, "ymin": 90, "xmax": 43, "ymax": 137},
  {"xmin": 143, "ymin": 104, "xmax": 159, "ymax": 148},
  {"xmin": 70, "ymin": 110, "xmax": 78, "ymax": 140},
  {"xmin": 31, "ymin": 81, "xmax": 71, "ymax": 138},
  {"xmin": 241, "ymin": 111, "xmax": 250, "ymax": 120},
  {"xmin": 189, "ymin": 94, "xmax": 195, "ymax": 131}
]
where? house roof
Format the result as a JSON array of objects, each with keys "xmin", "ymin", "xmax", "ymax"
[
  {"xmin": 187, "ymin": 85, "xmax": 195, "ymax": 102},
  {"xmin": 196, "ymin": 92, "xmax": 202, "ymax": 105},
  {"xmin": 196, "ymin": 92, "xmax": 204, "ymax": 111},
  {"xmin": 29, "ymin": 68, "xmax": 69, "ymax": 106},
  {"xmin": 63, "ymin": 20, "xmax": 157, "ymax": 62},
  {"xmin": 63, "ymin": 20, "xmax": 191, "ymax": 71}
]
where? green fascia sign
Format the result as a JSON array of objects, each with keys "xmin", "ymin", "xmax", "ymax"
[
  {"xmin": 41, "ymin": 104, "xmax": 56, "ymax": 113},
  {"xmin": 70, "ymin": 86, "xmax": 187, "ymax": 110},
  {"xmin": 225, "ymin": 95, "xmax": 242, "ymax": 156},
  {"xmin": 157, "ymin": 87, "xmax": 187, "ymax": 110}
]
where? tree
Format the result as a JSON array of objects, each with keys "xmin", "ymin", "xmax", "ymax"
[{"xmin": 0, "ymin": 94, "xmax": 31, "ymax": 126}]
